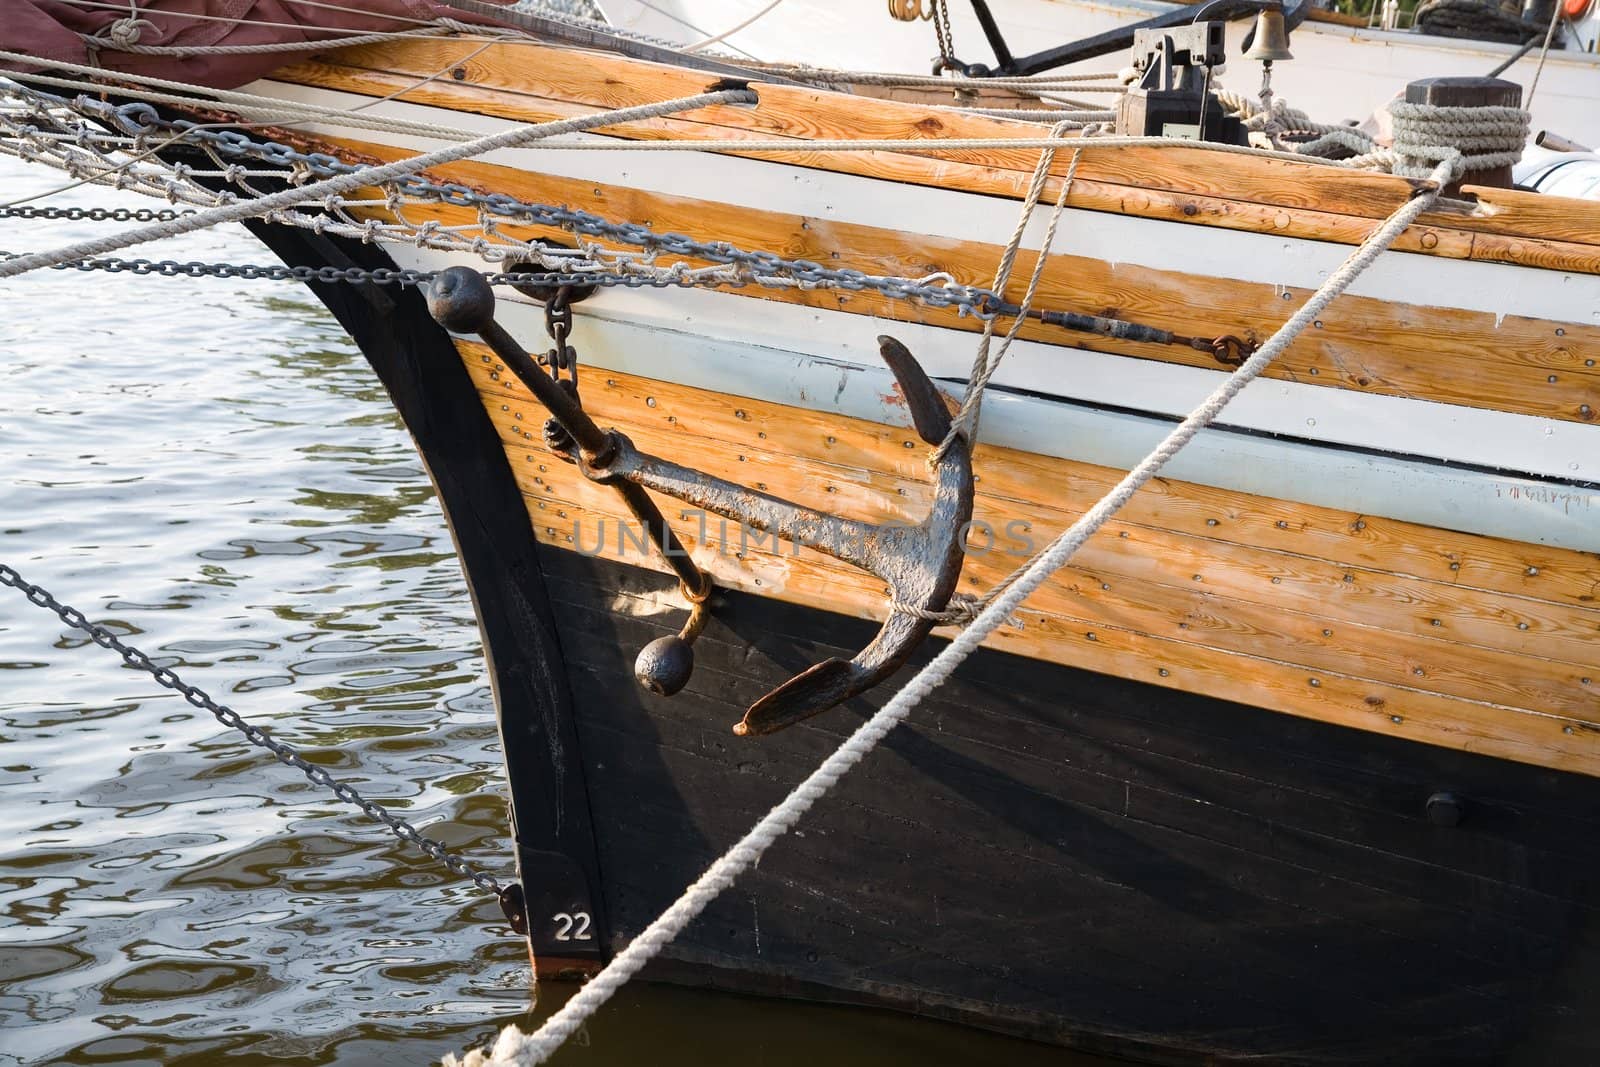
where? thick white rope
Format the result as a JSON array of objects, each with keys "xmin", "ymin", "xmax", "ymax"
[
  {"xmin": 935, "ymin": 129, "xmax": 1082, "ymax": 462},
  {"xmin": 0, "ymin": 89, "xmax": 754, "ymax": 282},
  {"xmin": 447, "ymin": 153, "xmax": 1456, "ymax": 1067}
]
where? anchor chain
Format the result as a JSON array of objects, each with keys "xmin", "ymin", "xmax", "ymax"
[
  {"xmin": 0, "ymin": 562, "xmax": 511, "ymax": 901},
  {"xmin": 4, "ymin": 96, "xmax": 1258, "ymax": 359},
  {"xmin": 538, "ymin": 287, "xmax": 583, "ymax": 456},
  {"xmin": 0, "ymin": 251, "xmax": 690, "ymax": 291},
  {"xmin": 0, "ymin": 204, "xmax": 191, "ymax": 223}
]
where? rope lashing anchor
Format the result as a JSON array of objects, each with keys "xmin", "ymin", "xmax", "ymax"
[{"xmin": 425, "ymin": 266, "xmax": 975, "ymax": 736}]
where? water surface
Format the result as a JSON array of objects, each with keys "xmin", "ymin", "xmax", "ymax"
[{"xmin": 0, "ymin": 157, "xmax": 1103, "ymax": 1064}]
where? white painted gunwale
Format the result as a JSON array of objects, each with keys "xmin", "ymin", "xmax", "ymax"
[
  {"xmin": 244, "ymin": 80, "xmax": 1600, "ymax": 549},
  {"xmin": 254, "ymin": 81, "xmax": 1600, "ymax": 482},
  {"xmin": 398, "ymin": 240, "xmax": 1600, "ymax": 553}
]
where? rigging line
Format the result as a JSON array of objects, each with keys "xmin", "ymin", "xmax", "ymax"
[
  {"xmin": 501, "ymin": 0, "xmax": 765, "ymax": 62},
  {"xmin": 270, "ymin": 0, "xmax": 451, "ymax": 27},
  {"xmin": 760, "ymin": 67, "xmax": 1126, "ymax": 87},
  {"xmin": 0, "ymin": 88, "xmax": 757, "ymax": 280},
  {"xmin": 313, "ymin": 131, "xmax": 1372, "ymax": 173},
  {"xmin": 1526, "ymin": 0, "xmax": 1563, "ymax": 107},
  {"xmin": 682, "ymin": 0, "xmax": 785, "ymax": 52},
  {"xmin": 0, "ymin": 70, "xmax": 475, "ymax": 141},
  {"xmin": 0, "ymin": 48, "xmax": 480, "ymax": 135},
  {"xmin": 0, "ymin": 47, "xmax": 498, "ymax": 212},
  {"xmin": 606, "ymin": 0, "xmax": 719, "ymax": 40},
  {"xmin": 0, "ymin": 114, "xmax": 263, "ymax": 211},
  {"xmin": 48, "ymin": 0, "xmax": 485, "ymax": 40},
  {"xmin": 450, "ymin": 151, "xmax": 1461, "ymax": 1067}
]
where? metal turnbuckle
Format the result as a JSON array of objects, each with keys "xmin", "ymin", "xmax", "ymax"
[{"xmin": 426, "ymin": 267, "xmax": 975, "ymax": 736}]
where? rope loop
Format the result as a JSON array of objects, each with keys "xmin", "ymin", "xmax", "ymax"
[{"xmin": 1388, "ymin": 101, "xmax": 1529, "ymax": 179}]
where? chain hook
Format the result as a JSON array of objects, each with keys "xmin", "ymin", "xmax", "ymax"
[{"xmin": 1209, "ymin": 334, "xmax": 1253, "ymax": 367}]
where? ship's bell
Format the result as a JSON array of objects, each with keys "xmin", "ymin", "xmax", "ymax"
[{"xmin": 1243, "ymin": 5, "xmax": 1294, "ymax": 62}]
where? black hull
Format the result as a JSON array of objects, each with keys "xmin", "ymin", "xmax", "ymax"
[{"xmin": 263, "ymin": 225, "xmax": 1600, "ymax": 1066}]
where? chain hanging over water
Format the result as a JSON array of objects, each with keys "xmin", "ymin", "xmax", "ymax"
[{"xmin": 0, "ymin": 562, "xmax": 507, "ymax": 898}]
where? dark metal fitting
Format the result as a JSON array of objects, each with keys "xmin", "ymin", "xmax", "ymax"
[
  {"xmin": 575, "ymin": 429, "xmax": 624, "ymax": 478},
  {"xmin": 498, "ymin": 882, "xmax": 530, "ymax": 935},
  {"xmin": 426, "ymin": 269, "xmax": 973, "ymax": 736},
  {"xmin": 1425, "ymin": 791, "xmax": 1467, "ymax": 827},
  {"xmin": 543, "ymin": 417, "xmax": 577, "ymax": 458},
  {"xmin": 1209, "ymin": 334, "xmax": 1253, "ymax": 366},
  {"xmin": 636, "ymin": 586, "xmax": 714, "ymax": 696},
  {"xmin": 509, "ymin": 244, "xmax": 599, "ymax": 305},
  {"xmin": 426, "ymin": 265, "xmax": 498, "ymax": 334}
]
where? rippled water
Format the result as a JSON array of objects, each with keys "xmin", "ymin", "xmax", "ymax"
[{"xmin": 0, "ymin": 158, "xmax": 1100, "ymax": 1065}]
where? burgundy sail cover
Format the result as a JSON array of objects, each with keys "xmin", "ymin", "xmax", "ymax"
[{"xmin": 7, "ymin": 1, "xmax": 510, "ymax": 88}]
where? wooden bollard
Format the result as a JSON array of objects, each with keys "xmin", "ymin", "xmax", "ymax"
[{"xmin": 1405, "ymin": 76, "xmax": 1523, "ymax": 195}]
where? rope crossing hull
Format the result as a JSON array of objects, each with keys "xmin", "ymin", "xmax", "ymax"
[
  {"xmin": 7, "ymin": 21, "xmax": 1600, "ymax": 1064},
  {"xmin": 257, "ymin": 218, "xmax": 1600, "ymax": 1065}
]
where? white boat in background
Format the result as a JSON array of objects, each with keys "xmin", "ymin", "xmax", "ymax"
[{"xmin": 597, "ymin": 0, "xmax": 1600, "ymax": 142}]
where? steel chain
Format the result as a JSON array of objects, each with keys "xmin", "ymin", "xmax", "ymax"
[
  {"xmin": 0, "ymin": 250, "xmax": 751, "ymax": 292},
  {"xmin": 0, "ymin": 562, "xmax": 504, "ymax": 895},
  {"xmin": 0, "ymin": 204, "xmax": 191, "ymax": 223},
  {"xmin": 80, "ymin": 99, "xmax": 1005, "ymax": 319}
]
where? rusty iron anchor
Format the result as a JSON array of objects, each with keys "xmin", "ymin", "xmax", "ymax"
[{"xmin": 425, "ymin": 266, "xmax": 974, "ymax": 736}]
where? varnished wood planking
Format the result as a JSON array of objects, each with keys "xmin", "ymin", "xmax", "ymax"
[
  {"xmin": 525, "ymin": 482, "xmax": 1600, "ymax": 774},
  {"xmin": 489, "ymin": 389, "xmax": 1600, "ymax": 681},
  {"xmin": 281, "ymin": 58, "xmax": 1600, "ymax": 275},
  {"xmin": 525, "ymin": 472, "xmax": 1599, "ymax": 727},
  {"xmin": 293, "ymin": 36, "xmax": 1600, "ymax": 254},
  {"xmin": 278, "ymin": 56, "xmax": 1600, "ymax": 278},
  {"xmin": 306, "ymin": 135, "xmax": 1600, "ymax": 426},
  {"xmin": 462, "ymin": 345, "xmax": 1600, "ymax": 622},
  {"xmin": 454, "ymin": 344, "xmax": 1600, "ymax": 773}
]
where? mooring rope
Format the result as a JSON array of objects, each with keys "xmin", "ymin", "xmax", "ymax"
[
  {"xmin": 446, "ymin": 154, "xmax": 1458, "ymax": 1067},
  {"xmin": 0, "ymin": 88, "xmax": 755, "ymax": 282},
  {"xmin": 1389, "ymin": 101, "xmax": 1529, "ymax": 177}
]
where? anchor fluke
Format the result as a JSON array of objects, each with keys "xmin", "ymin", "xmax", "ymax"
[
  {"xmin": 736, "ymin": 659, "xmax": 860, "ymax": 736},
  {"xmin": 877, "ymin": 334, "xmax": 953, "ymax": 445}
]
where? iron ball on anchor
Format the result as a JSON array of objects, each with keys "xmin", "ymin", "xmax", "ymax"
[
  {"xmin": 426, "ymin": 265, "xmax": 498, "ymax": 334},
  {"xmin": 635, "ymin": 634, "xmax": 696, "ymax": 696}
]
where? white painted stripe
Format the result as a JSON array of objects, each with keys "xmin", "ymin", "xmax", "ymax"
[
  {"xmin": 382, "ymin": 242, "xmax": 1595, "ymax": 483},
  {"xmin": 393, "ymin": 245, "xmax": 1600, "ymax": 553},
  {"xmin": 246, "ymin": 83, "xmax": 1600, "ymax": 492},
  {"xmin": 255, "ymin": 81, "xmax": 1600, "ymax": 325}
]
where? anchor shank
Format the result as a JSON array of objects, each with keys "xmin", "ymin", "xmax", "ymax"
[
  {"xmin": 607, "ymin": 442, "xmax": 890, "ymax": 575},
  {"xmin": 468, "ymin": 309, "xmax": 707, "ymax": 595}
]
